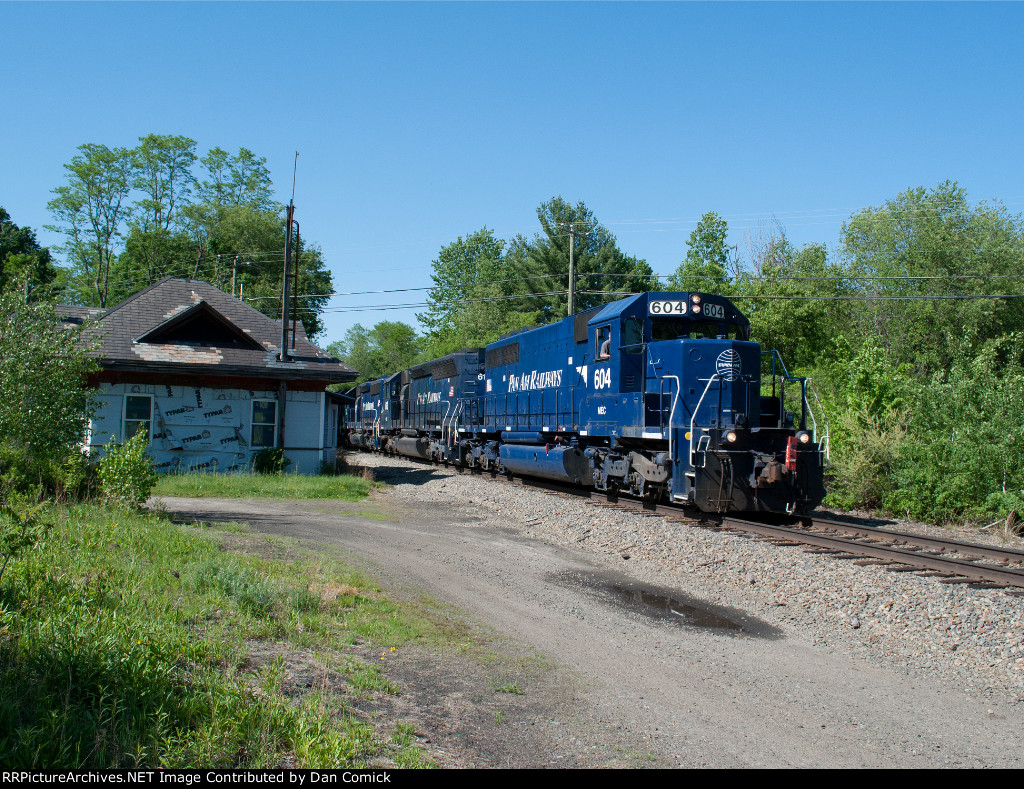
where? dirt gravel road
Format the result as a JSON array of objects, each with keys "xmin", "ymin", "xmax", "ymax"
[{"xmin": 159, "ymin": 481, "xmax": 1024, "ymax": 768}]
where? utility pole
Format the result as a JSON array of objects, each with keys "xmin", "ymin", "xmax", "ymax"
[
  {"xmin": 278, "ymin": 152, "xmax": 300, "ymax": 453},
  {"xmin": 291, "ymin": 221, "xmax": 300, "ymax": 350},
  {"xmin": 281, "ymin": 201, "xmax": 294, "ymax": 361},
  {"xmin": 560, "ymin": 221, "xmax": 579, "ymax": 316},
  {"xmin": 281, "ymin": 151, "xmax": 300, "ymax": 356}
]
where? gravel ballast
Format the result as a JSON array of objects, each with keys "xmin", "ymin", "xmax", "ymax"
[{"xmin": 346, "ymin": 451, "xmax": 1024, "ymax": 705}]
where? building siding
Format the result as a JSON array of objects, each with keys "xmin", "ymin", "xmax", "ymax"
[{"xmin": 89, "ymin": 382, "xmax": 331, "ymax": 474}]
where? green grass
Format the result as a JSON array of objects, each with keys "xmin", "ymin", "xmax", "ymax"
[
  {"xmin": 0, "ymin": 503, "xmax": 431, "ymax": 768},
  {"xmin": 391, "ymin": 723, "xmax": 432, "ymax": 769},
  {"xmin": 153, "ymin": 472, "xmax": 376, "ymax": 501},
  {"xmin": 490, "ymin": 679, "xmax": 525, "ymax": 695}
]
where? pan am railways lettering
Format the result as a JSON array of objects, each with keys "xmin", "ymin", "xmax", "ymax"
[{"xmin": 507, "ymin": 369, "xmax": 562, "ymax": 393}]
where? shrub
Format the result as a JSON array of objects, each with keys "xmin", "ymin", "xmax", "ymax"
[
  {"xmin": 887, "ymin": 339, "xmax": 1024, "ymax": 523},
  {"xmin": 252, "ymin": 448, "xmax": 292, "ymax": 475},
  {"xmin": 191, "ymin": 560, "xmax": 278, "ymax": 617},
  {"xmin": 825, "ymin": 403, "xmax": 908, "ymax": 512},
  {"xmin": 0, "ymin": 494, "xmax": 52, "ymax": 585},
  {"xmin": 0, "ymin": 283, "xmax": 98, "ymax": 476},
  {"xmin": 0, "ymin": 445, "xmax": 54, "ymax": 498},
  {"xmin": 98, "ymin": 430, "xmax": 158, "ymax": 510},
  {"xmin": 55, "ymin": 451, "xmax": 99, "ymax": 502}
]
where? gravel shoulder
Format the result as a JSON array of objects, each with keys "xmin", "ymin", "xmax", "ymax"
[{"xmin": 155, "ymin": 453, "xmax": 1024, "ymax": 768}]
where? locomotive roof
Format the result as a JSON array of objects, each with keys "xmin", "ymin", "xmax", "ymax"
[
  {"xmin": 407, "ymin": 348, "xmax": 482, "ymax": 380},
  {"xmin": 587, "ymin": 291, "xmax": 749, "ymax": 326}
]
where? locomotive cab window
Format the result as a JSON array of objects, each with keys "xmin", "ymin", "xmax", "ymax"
[
  {"xmin": 652, "ymin": 319, "xmax": 747, "ymax": 341},
  {"xmin": 623, "ymin": 317, "xmax": 644, "ymax": 354},
  {"xmin": 595, "ymin": 326, "xmax": 612, "ymax": 360}
]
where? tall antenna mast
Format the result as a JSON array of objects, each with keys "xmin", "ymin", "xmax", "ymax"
[{"xmin": 291, "ymin": 151, "xmax": 299, "ymax": 203}]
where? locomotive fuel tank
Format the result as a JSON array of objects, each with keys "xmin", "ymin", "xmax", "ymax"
[
  {"xmin": 394, "ymin": 436, "xmax": 431, "ymax": 460},
  {"xmin": 499, "ymin": 444, "xmax": 593, "ymax": 485}
]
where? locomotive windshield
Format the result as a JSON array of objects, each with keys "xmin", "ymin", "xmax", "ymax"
[{"xmin": 652, "ymin": 318, "xmax": 748, "ymax": 341}]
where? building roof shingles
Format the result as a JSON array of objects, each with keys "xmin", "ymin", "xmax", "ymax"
[{"xmin": 65, "ymin": 278, "xmax": 356, "ymax": 383}]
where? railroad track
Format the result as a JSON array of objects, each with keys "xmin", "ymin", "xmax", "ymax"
[{"xmin": 344, "ymin": 451, "xmax": 1024, "ymax": 595}]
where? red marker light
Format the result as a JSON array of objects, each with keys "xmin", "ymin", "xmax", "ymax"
[{"xmin": 785, "ymin": 437, "xmax": 798, "ymax": 471}]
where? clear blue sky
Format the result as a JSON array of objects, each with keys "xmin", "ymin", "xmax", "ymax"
[{"xmin": 3, "ymin": 1, "xmax": 1022, "ymax": 345}]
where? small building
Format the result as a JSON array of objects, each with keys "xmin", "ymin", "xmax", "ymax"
[{"xmin": 64, "ymin": 277, "xmax": 357, "ymax": 474}]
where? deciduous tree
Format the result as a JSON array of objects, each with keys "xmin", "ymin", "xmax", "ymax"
[
  {"xmin": 47, "ymin": 143, "xmax": 133, "ymax": 307},
  {"xmin": 839, "ymin": 180, "xmax": 1024, "ymax": 375},
  {"xmin": 326, "ymin": 321, "xmax": 421, "ymax": 384},
  {"xmin": 667, "ymin": 211, "xmax": 733, "ymax": 294},
  {"xmin": 418, "ymin": 228, "xmax": 539, "ymax": 357},
  {"xmin": 0, "ymin": 207, "xmax": 59, "ymax": 299}
]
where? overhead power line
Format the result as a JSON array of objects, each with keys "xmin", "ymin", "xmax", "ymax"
[
  {"xmin": 283, "ymin": 289, "xmax": 1024, "ymax": 317},
  {"xmin": 241, "ymin": 273, "xmax": 564, "ymax": 302},
  {"xmin": 579, "ymin": 290, "xmax": 1024, "ymax": 302},
  {"xmin": 246, "ymin": 270, "xmax": 1024, "ymax": 307}
]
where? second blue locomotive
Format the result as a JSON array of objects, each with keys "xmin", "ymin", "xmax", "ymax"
[{"xmin": 345, "ymin": 291, "xmax": 827, "ymax": 515}]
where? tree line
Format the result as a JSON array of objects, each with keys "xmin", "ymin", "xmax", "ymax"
[
  {"xmin": 5, "ymin": 156, "xmax": 1024, "ymax": 525},
  {"xmin": 329, "ymin": 183, "xmax": 1024, "ymax": 526},
  {"xmin": 18, "ymin": 135, "xmax": 332, "ymax": 338},
  {"xmin": 327, "ymin": 196, "xmax": 654, "ymax": 371}
]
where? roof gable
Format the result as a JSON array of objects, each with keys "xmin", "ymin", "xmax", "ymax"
[
  {"xmin": 135, "ymin": 300, "xmax": 265, "ymax": 351},
  {"xmin": 68, "ymin": 278, "xmax": 356, "ymax": 383}
]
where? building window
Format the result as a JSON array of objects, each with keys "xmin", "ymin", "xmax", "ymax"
[
  {"xmin": 123, "ymin": 394, "xmax": 153, "ymax": 442},
  {"xmin": 251, "ymin": 400, "xmax": 278, "ymax": 448}
]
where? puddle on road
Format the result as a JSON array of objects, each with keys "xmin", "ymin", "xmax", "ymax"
[
  {"xmin": 552, "ymin": 570, "xmax": 783, "ymax": 639},
  {"xmin": 611, "ymin": 583, "xmax": 743, "ymax": 630}
]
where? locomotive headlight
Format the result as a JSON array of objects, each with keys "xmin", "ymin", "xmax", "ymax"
[
  {"xmin": 691, "ymin": 304, "xmax": 702, "ymax": 314},
  {"xmin": 724, "ymin": 430, "xmax": 738, "ymax": 443},
  {"xmin": 796, "ymin": 430, "xmax": 812, "ymax": 444},
  {"xmin": 691, "ymin": 294, "xmax": 701, "ymax": 304}
]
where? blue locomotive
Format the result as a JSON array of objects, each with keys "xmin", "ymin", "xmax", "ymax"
[{"xmin": 345, "ymin": 291, "xmax": 828, "ymax": 515}]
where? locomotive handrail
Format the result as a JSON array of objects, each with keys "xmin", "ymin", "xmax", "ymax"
[
  {"xmin": 690, "ymin": 374, "xmax": 722, "ymax": 467},
  {"xmin": 806, "ymin": 381, "xmax": 831, "ymax": 463},
  {"xmin": 648, "ymin": 354, "xmax": 680, "ymax": 460},
  {"xmin": 664, "ymin": 374, "xmax": 680, "ymax": 469},
  {"xmin": 439, "ymin": 399, "xmax": 452, "ymax": 445},
  {"xmin": 761, "ymin": 350, "xmax": 806, "ymax": 427},
  {"xmin": 762, "ymin": 351, "xmax": 831, "ymax": 463},
  {"xmin": 762, "ymin": 349, "xmax": 793, "ymax": 386},
  {"xmin": 443, "ymin": 399, "xmax": 465, "ymax": 448}
]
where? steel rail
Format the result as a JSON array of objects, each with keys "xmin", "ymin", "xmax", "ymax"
[
  {"xmin": 342, "ymin": 450, "xmax": 1024, "ymax": 590},
  {"xmin": 507, "ymin": 472, "xmax": 1024, "ymax": 589},
  {"xmin": 720, "ymin": 517, "xmax": 1024, "ymax": 589},
  {"xmin": 804, "ymin": 517, "xmax": 1024, "ymax": 566}
]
